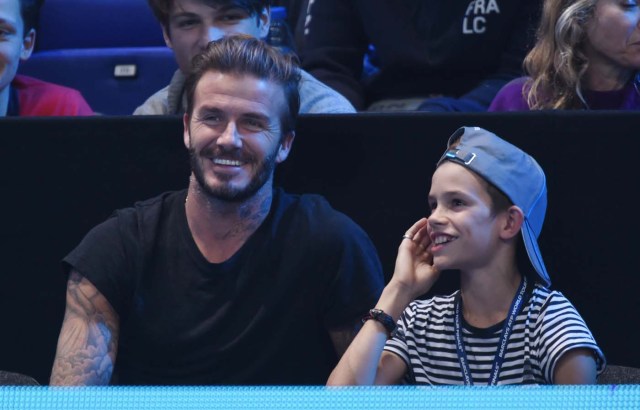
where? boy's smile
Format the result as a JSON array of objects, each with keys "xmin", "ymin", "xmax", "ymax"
[{"xmin": 427, "ymin": 161, "xmax": 502, "ymax": 272}]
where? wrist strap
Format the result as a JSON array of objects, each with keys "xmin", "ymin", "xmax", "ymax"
[{"xmin": 362, "ymin": 308, "xmax": 397, "ymax": 338}]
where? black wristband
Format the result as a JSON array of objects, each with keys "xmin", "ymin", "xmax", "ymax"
[{"xmin": 362, "ymin": 308, "xmax": 397, "ymax": 338}]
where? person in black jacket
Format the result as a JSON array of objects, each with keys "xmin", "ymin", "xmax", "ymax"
[{"xmin": 299, "ymin": 0, "xmax": 542, "ymax": 112}]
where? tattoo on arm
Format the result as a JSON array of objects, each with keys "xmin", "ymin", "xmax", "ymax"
[{"xmin": 50, "ymin": 271, "xmax": 120, "ymax": 385}]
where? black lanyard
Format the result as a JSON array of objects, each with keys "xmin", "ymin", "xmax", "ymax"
[{"xmin": 454, "ymin": 276, "xmax": 528, "ymax": 385}]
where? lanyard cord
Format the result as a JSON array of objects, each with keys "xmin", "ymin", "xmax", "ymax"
[{"xmin": 454, "ymin": 276, "xmax": 528, "ymax": 385}]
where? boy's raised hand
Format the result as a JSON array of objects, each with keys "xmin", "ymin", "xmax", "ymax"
[{"xmin": 390, "ymin": 218, "xmax": 441, "ymax": 301}]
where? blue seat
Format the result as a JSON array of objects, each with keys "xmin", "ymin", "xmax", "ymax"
[{"xmin": 18, "ymin": 0, "xmax": 177, "ymax": 115}]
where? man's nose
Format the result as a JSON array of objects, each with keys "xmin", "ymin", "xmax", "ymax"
[{"xmin": 216, "ymin": 122, "xmax": 242, "ymax": 148}]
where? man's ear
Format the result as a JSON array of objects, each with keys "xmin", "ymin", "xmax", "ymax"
[
  {"xmin": 500, "ymin": 205, "xmax": 524, "ymax": 240},
  {"xmin": 20, "ymin": 29, "xmax": 36, "ymax": 60},
  {"xmin": 258, "ymin": 6, "xmax": 271, "ymax": 39},
  {"xmin": 276, "ymin": 131, "xmax": 295, "ymax": 163},
  {"xmin": 183, "ymin": 113, "xmax": 191, "ymax": 149}
]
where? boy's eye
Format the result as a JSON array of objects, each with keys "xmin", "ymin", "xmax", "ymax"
[
  {"xmin": 0, "ymin": 27, "xmax": 14, "ymax": 37},
  {"xmin": 452, "ymin": 199, "xmax": 464, "ymax": 207},
  {"xmin": 219, "ymin": 13, "xmax": 243, "ymax": 22},
  {"xmin": 218, "ymin": 8, "xmax": 250, "ymax": 22}
]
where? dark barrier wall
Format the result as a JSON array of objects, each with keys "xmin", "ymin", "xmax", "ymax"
[{"xmin": 1, "ymin": 112, "xmax": 638, "ymax": 385}]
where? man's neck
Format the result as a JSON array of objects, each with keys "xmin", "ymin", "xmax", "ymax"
[{"xmin": 185, "ymin": 177, "xmax": 273, "ymax": 263}]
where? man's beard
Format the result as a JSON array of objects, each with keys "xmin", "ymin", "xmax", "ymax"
[{"xmin": 188, "ymin": 145, "xmax": 278, "ymax": 203}]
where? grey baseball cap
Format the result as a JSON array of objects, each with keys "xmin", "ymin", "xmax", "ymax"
[{"xmin": 437, "ymin": 126, "xmax": 550, "ymax": 287}]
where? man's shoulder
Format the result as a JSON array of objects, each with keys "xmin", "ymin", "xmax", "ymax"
[
  {"xmin": 276, "ymin": 189, "xmax": 342, "ymax": 219},
  {"xmin": 13, "ymin": 74, "xmax": 76, "ymax": 93},
  {"xmin": 111, "ymin": 190, "xmax": 186, "ymax": 224},
  {"xmin": 298, "ymin": 69, "xmax": 356, "ymax": 113},
  {"xmin": 489, "ymin": 76, "xmax": 531, "ymax": 112},
  {"xmin": 133, "ymin": 85, "xmax": 172, "ymax": 115},
  {"xmin": 12, "ymin": 74, "xmax": 93, "ymax": 115},
  {"xmin": 273, "ymin": 189, "xmax": 366, "ymax": 238}
]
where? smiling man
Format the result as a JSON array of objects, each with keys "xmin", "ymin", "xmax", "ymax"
[
  {"xmin": 133, "ymin": 0, "xmax": 354, "ymax": 114},
  {"xmin": 50, "ymin": 36, "xmax": 383, "ymax": 385}
]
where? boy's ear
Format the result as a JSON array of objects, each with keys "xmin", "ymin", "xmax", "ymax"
[
  {"xmin": 500, "ymin": 205, "xmax": 524, "ymax": 240},
  {"xmin": 20, "ymin": 29, "xmax": 36, "ymax": 60},
  {"xmin": 162, "ymin": 26, "xmax": 173, "ymax": 49}
]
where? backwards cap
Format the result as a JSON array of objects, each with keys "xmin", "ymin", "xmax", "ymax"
[{"xmin": 437, "ymin": 126, "xmax": 550, "ymax": 287}]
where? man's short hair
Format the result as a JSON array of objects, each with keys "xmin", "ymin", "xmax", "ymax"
[
  {"xmin": 147, "ymin": 0, "xmax": 269, "ymax": 32},
  {"xmin": 20, "ymin": 0, "xmax": 44, "ymax": 33},
  {"xmin": 184, "ymin": 35, "xmax": 301, "ymax": 135}
]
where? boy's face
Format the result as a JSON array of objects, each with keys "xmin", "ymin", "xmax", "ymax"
[
  {"xmin": 0, "ymin": 0, "xmax": 35, "ymax": 93},
  {"xmin": 164, "ymin": 0, "xmax": 270, "ymax": 74},
  {"xmin": 426, "ymin": 161, "xmax": 506, "ymax": 273}
]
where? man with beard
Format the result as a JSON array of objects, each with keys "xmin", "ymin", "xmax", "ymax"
[{"xmin": 49, "ymin": 36, "xmax": 384, "ymax": 386}]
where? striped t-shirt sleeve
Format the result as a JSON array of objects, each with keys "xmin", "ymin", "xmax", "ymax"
[{"xmin": 533, "ymin": 291, "xmax": 606, "ymax": 382}]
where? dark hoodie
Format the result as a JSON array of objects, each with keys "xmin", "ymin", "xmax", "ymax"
[{"xmin": 299, "ymin": 0, "xmax": 541, "ymax": 111}]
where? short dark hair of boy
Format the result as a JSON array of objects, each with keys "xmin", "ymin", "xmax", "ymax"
[
  {"xmin": 20, "ymin": 0, "xmax": 44, "ymax": 33},
  {"xmin": 184, "ymin": 34, "xmax": 301, "ymax": 135},
  {"xmin": 147, "ymin": 0, "xmax": 269, "ymax": 34}
]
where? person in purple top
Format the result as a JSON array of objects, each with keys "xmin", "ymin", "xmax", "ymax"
[{"xmin": 490, "ymin": 0, "xmax": 640, "ymax": 111}]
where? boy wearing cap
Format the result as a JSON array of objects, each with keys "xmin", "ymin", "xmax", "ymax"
[{"xmin": 328, "ymin": 126, "xmax": 605, "ymax": 385}]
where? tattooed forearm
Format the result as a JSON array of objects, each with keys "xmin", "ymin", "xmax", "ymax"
[{"xmin": 50, "ymin": 270, "xmax": 119, "ymax": 385}]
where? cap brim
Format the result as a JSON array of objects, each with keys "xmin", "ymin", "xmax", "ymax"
[{"xmin": 522, "ymin": 219, "xmax": 551, "ymax": 288}]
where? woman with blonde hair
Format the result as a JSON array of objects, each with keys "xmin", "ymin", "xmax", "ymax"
[{"xmin": 490, "ymin": 0, "xmax": 640, "ymax": 110}]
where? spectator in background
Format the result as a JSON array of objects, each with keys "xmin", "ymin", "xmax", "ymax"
[
  {"xmin": 490, "ymin": 0, "xmax": 640, "ymax": 111},
  {"xmin": 298, "ymin": 0, "xmax": 541, "ymax": 112},
  {"xmin": 50, "ymin": 36, "xmax": 383, "ymax": 385},
  {"xmin": 270, "ymin": 0, "xmax": 307, "ymax": 53},
  {"xmin": 133, "ymin": 0, "xmax": 355, "ymax": 115},
  {"xmin": 0, "ymin": 0, "xmax": 92, "ymax": 116}
]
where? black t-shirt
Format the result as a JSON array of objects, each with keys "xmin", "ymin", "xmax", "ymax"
[{"xmin": 63, "ymin": 188, "xmax": 384, "ymax": 385}]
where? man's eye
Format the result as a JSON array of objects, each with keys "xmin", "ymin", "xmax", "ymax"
[
  {"xmin": 201, "ymin": 115, "xmax": 222, "ymax": 124},
  {"xmin": 177, "ymin": 19, "xmax": 199, "ymax": 28},
  {"xmin": 242, "ymin": 119, "xmax": 265, "ymax": 131}
]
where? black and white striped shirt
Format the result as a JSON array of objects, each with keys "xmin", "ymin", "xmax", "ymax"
[{"xmin": 384, "ymin": 284, "xmax": 605, "ymax": 385}]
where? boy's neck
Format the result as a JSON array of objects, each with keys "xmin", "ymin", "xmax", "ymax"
[{"xmin": 459, "ymin": 269, "xmax": 522, "ymax": 328}]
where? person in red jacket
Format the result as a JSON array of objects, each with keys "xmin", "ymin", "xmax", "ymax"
[{"xmin": 0, "ymin": 0, "xmax": 93, "ymax": 116}]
